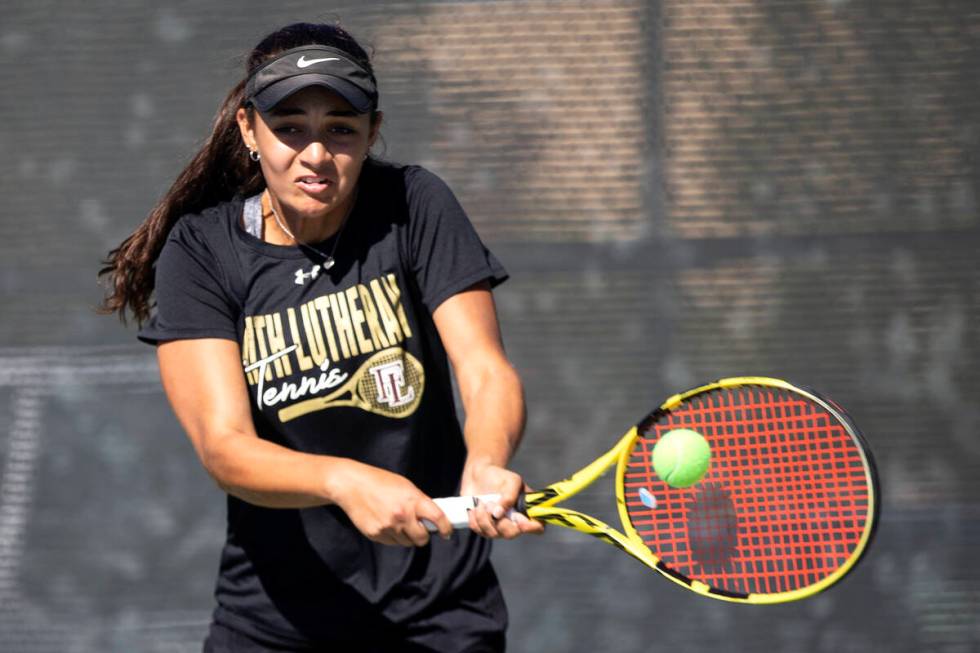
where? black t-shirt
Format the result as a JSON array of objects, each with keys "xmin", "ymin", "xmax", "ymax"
[{"xmin": 138, "ymin": 162, "xmax": 509, "ymax": 646}]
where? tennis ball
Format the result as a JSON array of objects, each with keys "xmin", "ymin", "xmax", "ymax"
[{"xmin": 652, "ymin": 429, "xmax": 711, "ymax": 488}]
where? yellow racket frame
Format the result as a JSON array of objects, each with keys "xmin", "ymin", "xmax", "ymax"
[{"xmin": 520, "ymin": 376, "xmax": 878, "ymax": 604}]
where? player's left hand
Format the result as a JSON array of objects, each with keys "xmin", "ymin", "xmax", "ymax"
[{"xmin": 460, "ymin": 461, "xmax": 545, "ymax": 539}]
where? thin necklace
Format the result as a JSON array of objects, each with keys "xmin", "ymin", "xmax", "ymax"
[{"xmin": 266, "ymin": 188, "xmax": 358, "ymax": 271}]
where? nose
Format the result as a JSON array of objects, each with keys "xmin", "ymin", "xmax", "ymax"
[{"xmin": 300, "ymin": 138, "xmax": 333, "ymax": 167}]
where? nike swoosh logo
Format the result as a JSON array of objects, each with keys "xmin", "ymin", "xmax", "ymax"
[{"xmin": 297, "ymin": 55, "xmax": 340, "ymax": 68}]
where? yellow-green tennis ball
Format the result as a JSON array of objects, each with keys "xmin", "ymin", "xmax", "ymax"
[{"xmin": 652, "ymin": 429, "xmax": 711, "ymax": 488}]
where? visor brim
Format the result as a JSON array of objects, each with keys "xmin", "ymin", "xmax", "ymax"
[{"xmin": 251, "ymin": 74, "xmax": 375, "ymax": 114}]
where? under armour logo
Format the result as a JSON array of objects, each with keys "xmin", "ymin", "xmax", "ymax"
[
  {"xmin": 294, "ymin": 264, "xmax": 321, "ymax": 285},
  {"xmin": 370, "ymin": 360, "xmax": 416, "ymax": 408}
]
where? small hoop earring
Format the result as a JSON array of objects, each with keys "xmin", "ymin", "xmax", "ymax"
[{"xmin": 249, "ymin": 149, "xmax": 261, "ymax": 162}]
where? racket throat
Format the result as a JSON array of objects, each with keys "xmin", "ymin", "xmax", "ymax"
[{"xmin": 525, "ymin": 427, "xmax": 639, "ymax": 510}]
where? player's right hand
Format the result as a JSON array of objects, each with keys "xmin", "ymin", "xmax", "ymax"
[{"xmin": 328, "ymin": 460, "xmax": 453, "ymax": 546}]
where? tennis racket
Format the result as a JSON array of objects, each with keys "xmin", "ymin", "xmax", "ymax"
[
  {"xmin": 434, "ymin": 377, "xmax": 879, "ymax": 604},
  {"xmin": 279, "ymin": 346, "xmax": 424, "ymax": 422}
]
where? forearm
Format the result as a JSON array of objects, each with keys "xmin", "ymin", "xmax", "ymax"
[
  {"xmin": 460, "ymin": 360, "xmax": 526, "ymax": 475},
  {"xmin": 455, "ymin": 358, "xmax": 544, "ymax": 538},
  {"xmin": 431, "ymin": 287, "xmax": 543, "ymax": 537},
  {"xmin": 157, "ymin": 339, "xmax": 360, "ymax": 510},
  {"xmin": 195, "ymin": 426, "xmax": 452, "ymax": 545},
  {"xmin": 200, "ymin": 429, "xmax": 353, "ymax": 509},
  {"xmin": 430, "ymin": 284, "xmax": 532, "ymax": 503}
]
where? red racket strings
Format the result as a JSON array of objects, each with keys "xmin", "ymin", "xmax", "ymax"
[{"xmin": 624, "ymin": 386, "xmax": 872, "ymax": 596}]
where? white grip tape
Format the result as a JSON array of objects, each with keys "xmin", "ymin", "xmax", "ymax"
[{"xmin": 426, "ymin": 494, "xmax": 505, "ymax": 531}]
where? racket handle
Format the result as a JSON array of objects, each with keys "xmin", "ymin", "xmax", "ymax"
[{"xmin": 427, "ymin": 493, "xmax": 524, "ymax": 531}]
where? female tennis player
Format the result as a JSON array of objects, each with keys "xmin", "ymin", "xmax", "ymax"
[{"xmin": 100, "ymin": 21, "xmax": 541, "ymax": 652}]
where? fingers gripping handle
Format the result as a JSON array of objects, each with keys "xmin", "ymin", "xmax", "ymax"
[
  {"xmin": 431, "ymin": 495, "xmax": 498, "ymax": 529},
  {"xmin": 426, "ymin": 494, "xmax": 525, "ymax": 531}
]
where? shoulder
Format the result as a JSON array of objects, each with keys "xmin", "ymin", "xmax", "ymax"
[
  {"xmin": 165, "ymin": 198, "xmax": 244, "ymax": 252},
  {"xmin": 362, "ymin": 160, "xmax": 456, "ymax": 204},
  {"xmin": 153, "ymin": 199, "xmax": 246, "ymax": 305},
  {"xmin": 403, "ymin": 165, "xmax": 457, "ymax": 204},
  {"xmin": 156, "ymin": 198, "xmax": 245, "ymax": 287}
]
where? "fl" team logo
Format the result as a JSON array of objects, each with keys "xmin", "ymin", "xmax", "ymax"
[{"xmin": 370, "ymin": 360, "xmax": 416, "ymax": 408}]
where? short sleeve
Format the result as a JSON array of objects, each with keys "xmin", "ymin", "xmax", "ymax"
[
  {"xmin": 405, "ymin": 167, "xmax": 508, "ymax": 312},
  {"xmin": 137, "ymin": 217, "xmax": 240, "ymax": 345}
]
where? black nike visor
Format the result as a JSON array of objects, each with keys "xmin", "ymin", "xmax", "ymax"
[{"xmin": 244, "ymin": 45, "xmax": 378, "ymax": 114}]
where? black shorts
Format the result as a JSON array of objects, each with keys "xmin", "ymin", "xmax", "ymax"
[{"xmin": 203, "ymin": 566, "xmax": 507, "ymax": 653}]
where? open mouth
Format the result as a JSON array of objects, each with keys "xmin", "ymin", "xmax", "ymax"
[{"xmin": 296, "ymin": 176, "xmax": 332, "ymax": 192}]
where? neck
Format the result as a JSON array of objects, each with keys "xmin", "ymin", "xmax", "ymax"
[{"xmin": 263, "ymin": 189, "xmax": 357, "ymax": 246}]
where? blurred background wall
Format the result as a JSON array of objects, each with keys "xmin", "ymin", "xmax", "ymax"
[{"xmin": 0, "ymin": 1, "xmax": 977, "ymax": 650}]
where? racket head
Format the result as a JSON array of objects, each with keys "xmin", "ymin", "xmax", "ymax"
[{"xmin": 615, "ymin": 377, "xmax": 879, "ymax": 604}]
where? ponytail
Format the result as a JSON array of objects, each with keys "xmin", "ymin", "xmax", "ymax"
[{"xmin": 98, "ymin": 79, "xmax": 261, "ymax": 324}]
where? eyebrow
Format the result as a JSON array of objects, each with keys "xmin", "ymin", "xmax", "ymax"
[{"xmin": 269, "ymin": 107, "xmax": 358, "ymax": 117}]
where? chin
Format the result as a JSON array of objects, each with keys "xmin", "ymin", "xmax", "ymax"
[{"xmin": 291, "ymin": 195, "xmax": 336, "ymax": 218}]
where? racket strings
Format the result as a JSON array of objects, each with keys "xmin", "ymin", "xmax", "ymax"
[{"xmin": 623, "ymin": 386, "xmax": 872, "ymax": 596}]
